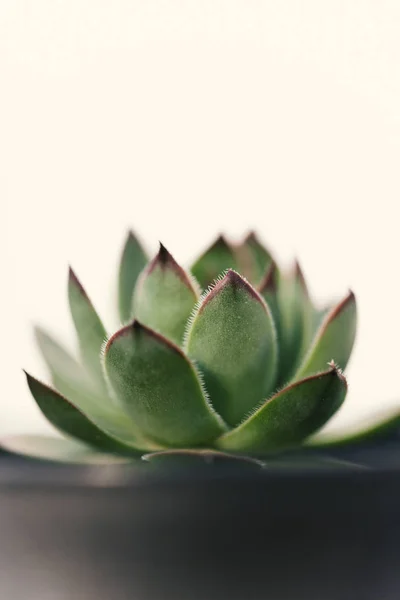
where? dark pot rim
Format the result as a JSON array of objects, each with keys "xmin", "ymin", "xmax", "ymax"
[{"xmin": 0, "ymin": 441, "xmax": 399, "ymax": 491}]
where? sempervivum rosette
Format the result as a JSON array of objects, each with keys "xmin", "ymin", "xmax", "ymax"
[{"xmin": 4, "ymin": 232, "xmax": 399, "ymax": 465}]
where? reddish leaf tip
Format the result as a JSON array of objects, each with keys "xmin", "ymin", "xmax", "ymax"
[
  {"xmin": 347, "ymin": 289, "xmax": 356, "ymax": 301},
  {"xmin": 157, "ymin": 242, "xmax": 173, "ymax": 265},
  {"xmin": 126, "ymin": 229, "xmax": 144, "ymax": 245},
  {"xmin": 328, "ymin": 290, "xmax": 356, "ymax": 322},
  {"xmin": 225, "ymin": 269, "xmax": 247, "ymax": 286},
  {"xmin": 264, "ymin": 366, "xmax": 348, "ymax": 410},
  {"xmin": 68, "ymin": 265, "xmax": 77, "ymax": 281},
  {"xmin": 244, "ymin": 230, "xmax": 258, "ymax": 244},
  {"xmin": 225, "ymin": 270, "xmax": 264, "ymax": 302},
  {"xmin": 293, "ymin": 260, "xmax": 309, "ymax": 294},
  {"xmin": 147, "ymin": 243, "xmax": 177, "ymax": 272},
  {"xmin": 131, "ymin": 320, "xmax": 185, "ymax": 355},
  {"xmin": 201, "ymin": 269, "xmax": 264, "ymax": 310},
  {"xmin": 147, "ymin": 243, "xmax": 177, "ymax": 273},
  {"xmin": 105, "ymin": 320, "xmax": 185, "ymax": 357},
  {"xmin": 68, "ymin": 266, "xmax": 86, "ymax": 296},
  {"xmin": 143, "ymin": 244, "xmax": 197, "ymax": 293},
  {"xmin": 327, "ymin": 360, "xmax": 348, "ymax": 387},
  {"xmin": 131, "ymin": 318, "xmax": 145, "ymax": 331},
  {"xmin": 212, "ymin": 234, "xmax": 231, "ymax": 249},
  {"xmin": 258, "ymin": 262, "xmax": 278, "ymax": 294}
]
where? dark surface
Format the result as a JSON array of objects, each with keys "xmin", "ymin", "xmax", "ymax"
[{"xmin": 0, "ymin": 450, "xmax": 399, "ymax": 600}]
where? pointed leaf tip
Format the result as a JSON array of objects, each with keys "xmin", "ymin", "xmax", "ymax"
[
  {"xmin": 107, "ymin": 319, "xmax": 183, "ymax": 352},
  {"xmin": 226, "ymin": 269, "xmax": 266, "ymax": 302},
  {"xmin": 217, "ymin": 367, "xmax": 347, "ymax": 453},
  {"xmin": 274, "ymin": 262, "xmax": 318, "ymax": 385},
  {"xmin": 157, "ymin": 241, "xmax": 171, "ymax": 264},
  {"xmin": 240, "ymin": 231, "xmax": 274, "ymax": 286},
  {"xmin": 133, "ymin": 246, "xmax": 199, "ymax": 344},
  {"xmin": 148, "ymin": 243, "xmax": 197, "ymax": 288},
  {"xmin": 258, "ymin": 261, "xmax": 279, "ymax": 294},
  {"xmin": 68, "ymin": 266, "xmax": 86, "ymax": 296},
  {"xmin": 244, "ymin": 230, "xmax": 257, "ymax": 243},
  {"xmin": 294, "ymin": 260, "xmax": 309, "ymax": 295},
  {"xmin": 190, "ymin": 235, "xmax": 239, "ymax": 290},
  {"xmin": 296, "ymin": 290, "xmax": 357, "ymax": 379},
  {"xmin": 68, "ymin": 268, "xmax": 107, "ymax": 384},
  {"xmin": 201, "ymin": 269, "xmax": 264, "ymax": 312},
  {"xmin": 127, "ymin": 229, "xmax": 137, "ymax": 242},
  {"xmin": 327, "ymin": 359, "xmax": 347, "ymax": 385},
  {"xmin": 24, "ymin": 372, "xmax": 141, "ymax": 455},
  {"xmin": 335, "ymin": 289, "xmax": 355, "ymax": 314},
  {"xmin": 118, "ymin": 230, "xmax": 148, "ymax": 323},
  {"xmin": 215, "ymin": 233, "xmax": 230, "ymax": 247},
  {"xmin": 225, "ymin": 268, "xmax": 247, "ymax": 285}
]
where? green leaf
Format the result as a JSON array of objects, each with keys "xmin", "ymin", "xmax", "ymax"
[
  {"xmin": 308, "ymin": 406, "xmax": 400, "ymax": 447},
  {"xmin": 118, "ymin": 230, "xmax": 148, "ymax": 323},
  {"xmin": 185, "ymin": 270, "xmax": 278, "ymax": 427},
  {"xmin": 104, "ymin": 321, "xmax": 227, "ymax": 446},
  {"xmin": 258, "ymin": 261, "xmax": 281, "ymax": 342},
  {"xmin": 34, "ymin": 328, "xmax": 158, "ymax": 451},
  {"xmin": 295, "ymin": 291, "xmax": 357, "ymax": 379},
  {"xmin": 68, "ymin": 268, "xmax": 107, "ymax": 384},
  {"xmin": 0, "ymin": 435, "xmax": 131, "ymax": 464},
  {"xmin": 25, "ymin": 373, "xmax": 142, "ymax": 455},
  {"xmin": 217, "ymin": 366, "xmax": 347, "ymax": 453},
  {"xmin": 240, "ymin": 232, "xmax": 273, "ymax": 286},
  {"xmin": 191, "ymin": 235, "xmax": 238, "ymax": 290},
  {"xmin": 143, "ymin": 449, "xmax": 265, "ymax": 468},
  {"xmin": 274, "ymin": 262, "xmax": 315, "ymax": 385},
  {"xmin": 133, "ymin": 244, "xmax": 199, "ymax": 345},
  {"xmin": 35, "ymin": 326, "xmax": 96, "ymax": 399}
]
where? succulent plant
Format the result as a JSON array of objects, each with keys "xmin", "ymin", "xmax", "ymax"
[{"xmin": 4, "ymin": 232, "xmax": 400, "ymax": 465}]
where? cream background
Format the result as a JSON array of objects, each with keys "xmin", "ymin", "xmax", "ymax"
[{"xmin": 2, "ymin": 1, "xmax": 400, "ymax": 438}]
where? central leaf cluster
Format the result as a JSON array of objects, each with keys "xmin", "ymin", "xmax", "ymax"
[{"xmin": 26, "ymin": 232, "xmax": 357, "ymax": 460}]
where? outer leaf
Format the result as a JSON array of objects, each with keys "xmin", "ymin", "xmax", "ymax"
[
  {"xmin": 34, "ymin": 328, "xmax": 158, "ymax": 451},
  {"xmin": 68, "ymin": 268, "xmax": 107, "ymax": 383},
  {"xmin": 217, "ymin": 367, "xmax": 347, "ymax": 453},
  {"xmin": 35, "ymin": 327, "xmax": 96, "ymax": 399},
  {"xmin": 240, "ymin": 232, "xmax": 273, "ymax": 286},
  {"xmin": 25, "ymin": 373, "xmax": 142, "ymax": 455},
  {"xmin": 275, "ymin": 262, "xmax": 314, "ymax": 385},
  {"xmin": 143, "ymin": 449, "xmax": 264, "ymax": 468},
  {"xmin": 104, "ymin": 321, "xmax": 227, "ymax": 446},
  {"xmin": 308, "ymin": 406, "xmax": 400, "ymax": 447},
  {"xmin": 118, "ymin": 230, "xmax": 148, "ymax": 323},
  {"xmin": 191, "ymin": 235, "xmax": 238, "ymax": 290},
  {"xmin": 296, "ymin": 291, "xmax": 357, "ymax": 379},
  {"xmin": 259, "ymin": 262, "xmax": 319, "ymax": 380},
  {"xmin": 293, "ymin": 262, "xmax": 317, "ymax": 354},
  {"xmin": 185, "ymin": 270, "xmax": 278, "ymax": 427},
  {"xmin": 258, "ymin": 261, "xmax": 281, "ymax": 342},
  {"xmin": 0, "ymin": 435, "xmax": 130, "ymax": 464},
  {"xmin": 133, "ymin": 244, "xmax": 199, "ymax": 345}
]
